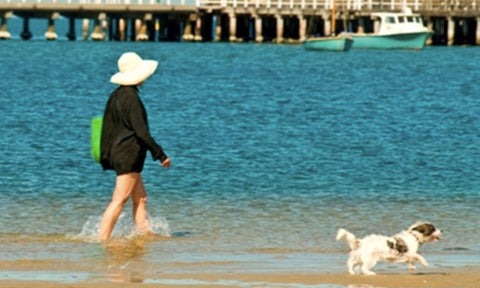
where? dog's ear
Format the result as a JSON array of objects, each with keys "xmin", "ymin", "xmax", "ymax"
[{"xmin": 412, "ymin": 223, "xmax": 436, "ymax": 236}]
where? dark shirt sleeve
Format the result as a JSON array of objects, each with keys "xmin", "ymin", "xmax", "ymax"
[{"xmin": 128, "ymin": 93, "xmax": 168, "ymax": 163}]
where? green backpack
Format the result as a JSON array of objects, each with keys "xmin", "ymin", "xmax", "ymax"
[{"xmin": 90, "ymin": 116, "xmax": 103, "ymax": 163}]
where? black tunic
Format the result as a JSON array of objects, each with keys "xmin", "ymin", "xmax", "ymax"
[{"xmin": 100, "ymin": 86, "xmax": 167, "ymax": 175}]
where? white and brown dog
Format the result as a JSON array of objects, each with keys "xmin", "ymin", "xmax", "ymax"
[{"xmin": 336, "ymin": 221, "xmax": 442, "ymax": 275}]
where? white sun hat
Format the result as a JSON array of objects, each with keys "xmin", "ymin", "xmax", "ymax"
[{"xmin": 110, "ymin": 52, "xmax": 158, "ymax": 86}]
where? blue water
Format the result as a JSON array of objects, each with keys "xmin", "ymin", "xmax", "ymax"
[{"xmin": 0, "ymin": 39, "xmax": 479, "ymax": 282}]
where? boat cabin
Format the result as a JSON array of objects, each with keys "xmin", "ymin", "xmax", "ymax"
[{"xmin": 372, "ymin": 8, "xmax": 429, "ymax": 35}]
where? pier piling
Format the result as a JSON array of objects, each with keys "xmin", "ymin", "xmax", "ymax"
[
  {"xmin": 447, "ymin": 17, "xmax": 455, "ymax": 45},
  {"xmin": 276, "ymin": 14, "xmax": 283, "ymax": 43},
  {"xmin": 255, "ymin": 16, "xmax": 263, "ymax": 42},
  {"xmin": 477, "ymin": 17, "xmax": 480, "ymax": 45},
  {"xmin": 228, "ymin": 12, "xmax": 237, "ymax": 42},
  {"xmin": 82, "ymin": 19, "xmax": 89, "ymax": 40},
  {"xmin": 299, "ymin": 15, "xmax": 306, "ymax": 42},
  {"xmin": 21, "ymin": 17, "xmax": 32, "ymax": 40},
  {"xmin": 66, "ymin": 17, "xmax": 76, "ymax": 40},
  {"xmin": 195, "ymin": 16, "xmax": 202, "ymax": 41}
]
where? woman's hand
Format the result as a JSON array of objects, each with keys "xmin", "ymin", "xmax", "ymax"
[{"xmin": 161, "ymin": 158, "xmax": 171, "ymax": 168}]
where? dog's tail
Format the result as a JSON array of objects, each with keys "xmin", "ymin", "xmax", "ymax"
[{"xmin": 336, "ymin": 228, "xmax": 359, "ymax": 250}]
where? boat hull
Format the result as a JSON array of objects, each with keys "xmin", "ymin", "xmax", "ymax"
[
  {"xmin": 303, "ymin": 37, "xmax": 353, "ymax": 52},
  {"xmin": 352, "ymin": 32, "xmax": 432, "ymax": 50}
]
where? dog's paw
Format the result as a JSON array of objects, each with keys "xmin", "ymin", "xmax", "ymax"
[
  {"xmin": 408, "ymin": 261, "xmax": 424, "ymax": 272},
  {"xmin": 417, "ymin": 256, "xmax": 429, "ymax": 267},
  {"xmin": 361, "ymin": 268, "xmax": 376, "ymax": 276}
]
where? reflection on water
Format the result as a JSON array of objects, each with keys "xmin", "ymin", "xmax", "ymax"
[
  {"xmin": 104, "ymin": 238, "xmax": 148, "ymax": 264},
  {"xmin": 145, "ymin": 278, "xmax": 354, "ymax": 288},
  {"xmin": 348, "ymin": 285, "xmax": 384, "ymax": 288},
  {"xmin": 102, "ymin": 238, "xmax": 149, "ymax": 283},
  {"xmin": 0, "ymin": 270, "xmax": 384, "ymax": 288},
  {"xmin": 0, "ymin": 271, "xmax": 90, "ymax": 283}
]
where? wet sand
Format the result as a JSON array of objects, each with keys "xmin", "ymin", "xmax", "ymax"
[
  {"xmin": 1, "ymin": 238, "xmax": 477, "ymax": 288},
  {"xmin": 0, "ymin": 267, "xmax": 478, "ymax": 288}
]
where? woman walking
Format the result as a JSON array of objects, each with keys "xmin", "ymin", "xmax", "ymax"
[{"xmin": 99, "ymin": 52, "xmax": 170, "ymax": 241}]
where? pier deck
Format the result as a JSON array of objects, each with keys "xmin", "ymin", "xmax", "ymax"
[{"xmin": 0, "ymin": 0, "xmax": 479, "ymax": 44}]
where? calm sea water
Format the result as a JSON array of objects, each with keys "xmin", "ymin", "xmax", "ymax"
[{"xmin": 0, "ymin": 39, "xmax": 479, "ymax": 281}]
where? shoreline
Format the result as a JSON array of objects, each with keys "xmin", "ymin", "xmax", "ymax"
[
  {"xmin": 0, "ymin": 250, "xmax": 478, "ymax": 287},
  {"xmin": 0, "ymin": 267, "xmax": 479, "ymax": 288}
]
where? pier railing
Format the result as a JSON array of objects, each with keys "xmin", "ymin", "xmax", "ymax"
[
  {"xmin": 1, "ymin": 0, "xmax": 479, "ymax": 12},
  {"xmin": 199, "ymin": 0, "xmax": 423, "ymax": 10},
  {"xmin": 197, "ymin": 0, "xmax": 479, "ymax": 11},
  {"xmin": 1, "ymin": 0, "xmax": 198, "ymax": 6}
]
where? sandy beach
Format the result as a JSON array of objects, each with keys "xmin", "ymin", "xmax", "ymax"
[
  {"xmin": 0, "ymin": 239, "xmax": 478, "ymax": 288},
  {"xmin": 0, "ymin": 267, "xmax": 479, "ymax": 288}
]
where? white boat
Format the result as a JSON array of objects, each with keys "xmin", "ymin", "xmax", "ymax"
[{"xmin": 352, "ymin": 8, "xmax": 433, "ymax": 50}]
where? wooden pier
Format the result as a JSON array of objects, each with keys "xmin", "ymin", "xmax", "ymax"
[{"xmin": 0, "ymin": 0, "xmax": 479, "ymax": 45}]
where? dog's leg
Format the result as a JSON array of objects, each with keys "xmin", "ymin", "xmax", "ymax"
[
  {"xmin": 360, "ymin": 259, "xmax": 377, "ymax": 276},
  {"xmin": 415, "ymin": 254, "xmax": 429, "ymax": 267},
  {"xmin": 407, "ymin": 254, "xmax": 428, "ymax": 272},
  {"xmin": 407, "ymin": 262, "xmax": 416, "ymax": 272},
  {"xmin": 347, "ymin": 257, "xmax": 356, "ymax": 275}
]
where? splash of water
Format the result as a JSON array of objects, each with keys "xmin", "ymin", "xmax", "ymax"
[
  {"xmin": 71, "ymin": 215, "xmax": 102, "ymax": 242},
  {"xmin": 147, "ymin": 215, "xmax": 170, "ymax": 237},
  {"xmin": 70, "ymin": 213, "xmax": 170, "ymax": 242}
]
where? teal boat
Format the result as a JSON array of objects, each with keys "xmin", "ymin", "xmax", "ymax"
[
  {"xmin": 303, "ymin": 35, "xmax": 353, "ymax": 52},
  {"xmin": 352, "ymin": 32, "xmax": 432, "ymax": 50},
  {"xmin": 302, "ymin": 0, "xmax": 353, "ymax": 52},
  {"xmin": 351, "ymin": 8, "xmax": 433, "ymax": 50}
]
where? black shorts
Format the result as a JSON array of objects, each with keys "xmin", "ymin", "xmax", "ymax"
[
  {"xmin": 110, "ymin": 142, "xmax": 147, "ymax": 176},
  {"xmin": 112, "ymin": 154, "xmax": 146, "ymax": 175}
]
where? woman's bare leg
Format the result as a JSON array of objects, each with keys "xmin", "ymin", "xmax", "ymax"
[
  {"xmin": 99, "ymin": 173, "xmax": 139, "ymax": 241},
  {"xmin": 132, "ymin": 174, "xmax": 152, "ymax": 235}
]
